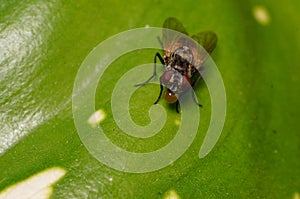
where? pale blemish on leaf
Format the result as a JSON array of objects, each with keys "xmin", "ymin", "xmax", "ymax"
[
  {"xmin": 293, "ymin": 192, "xmax": 300, "ymax": 199},
  {"xmin": 88, "ymin": 109, "xmax": 106, "ymax": 127},
  {"xmin": 252, "ymin": 6, "xmax": 271, "ymax": 25},
  {"xmin": 163, "ymin": 190, "xmax": 181, "ymax": 199},
  {"xmin": 0, "ymin": 167, "xmax": 66, "ymax": 199},
  {"xmin": 174, "ymin": 119, "xmax": 181, "ymax": 126}
]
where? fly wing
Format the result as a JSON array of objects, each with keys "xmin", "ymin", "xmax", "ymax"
[
  {"xmin": 191, "ymin": 31, "xmax": 217, "ymax": 68},
  {"xmin": 162, "ymin": 17, "xmax": 188, "ymax": 56}
]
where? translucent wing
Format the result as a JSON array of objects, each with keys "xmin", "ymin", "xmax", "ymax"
[
  {"xmin": 191, "ymin": 31, "xmax": 217, "ymax": 67},
  {"xmin": 163, "ymin": 17, "xmax": 188, "ymax": 36},
  {"xmin": 162, "ymin": 17, "xmax": 188, "ymax": 55}
]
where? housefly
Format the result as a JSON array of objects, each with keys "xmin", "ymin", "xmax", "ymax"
[{"xmin": 136, "ymin": 17, "xmax": 217, "ymax": 112}]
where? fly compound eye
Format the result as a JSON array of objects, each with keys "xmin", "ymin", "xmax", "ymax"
[
  {"xmin": 181, "ymin": 75, "xmax": 191, "ymax": 91},
  {"xmin": 164, "ymin": 90, "xmax": 178, "ymax": 104}
]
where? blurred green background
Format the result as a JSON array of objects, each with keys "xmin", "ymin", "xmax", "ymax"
[{"xmin": 0, "ymin": 0, "xmax": 299, "ymax": 198}]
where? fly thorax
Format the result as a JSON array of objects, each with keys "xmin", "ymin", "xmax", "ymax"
[{"xmin": 161, "ymin": 69, "xmax": 188, "ymax": 94}]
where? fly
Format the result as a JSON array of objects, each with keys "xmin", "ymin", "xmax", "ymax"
[{"xmin": 136, "ymin": 17, "xmax": 217, "ymax": 112}]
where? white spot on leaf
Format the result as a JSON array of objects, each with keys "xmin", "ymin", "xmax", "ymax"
[
  {"xmin": 88, "ymin": 109, "xmax": 106, "ymax": 127},
  {"xmin": 0, "ymin": 167, "xmax": 66, "ymax": 199},
  {"xmin": 174, "ymin": 119, "xmax": 181, "ymax": 126},
  {"xmin": 163, "ymin": 190, "xmax": 180, "ymax": 199},
  {"xmin": 253, "ymin": 6, "xmax": 271, "ymax": 25}
]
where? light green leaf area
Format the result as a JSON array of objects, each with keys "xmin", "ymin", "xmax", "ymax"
[{"xmin": 1, "ymin": 0, "xmax": 299, "ymax": 198}]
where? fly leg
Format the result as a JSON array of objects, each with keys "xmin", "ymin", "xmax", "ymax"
[
  {"xmin": 191, "ymin": 75, "xmax": 203, "ymax": 107},
  {"xmin": 175, "ymin": 100, "xmax": 180, "ymax": 113},
  {"xmin": 135, "ymin": 52, "xmax": 164, "ymax": 86},
  {"xmin": 154, "ymin": 77, "xmax": 164, "ymax": 104}
]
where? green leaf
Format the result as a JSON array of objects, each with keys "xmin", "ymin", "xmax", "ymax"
[{"xmin": 1, "ymin": 0, "xmax": 299, "ymax": 198}]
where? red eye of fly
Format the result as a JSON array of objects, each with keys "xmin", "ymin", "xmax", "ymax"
[
  {"xmin": 181, "ymin": 75, "xmax": 191, "ymax": 90},
  {"xmin": 164, "ymin": 90, "xmax": 178, "ymax": 103}
]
